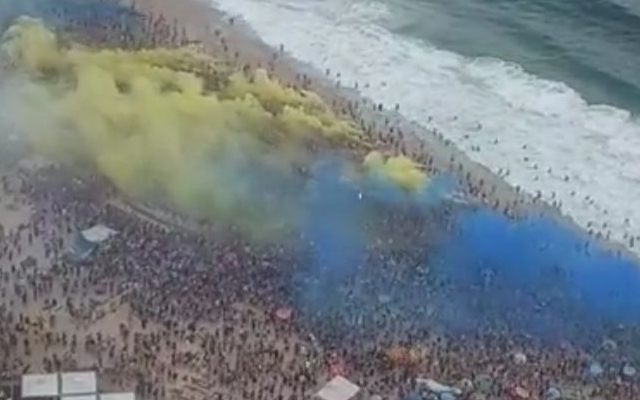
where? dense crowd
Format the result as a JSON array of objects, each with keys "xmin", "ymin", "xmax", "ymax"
[
  {"xmin": 0, "ymin": 2, "xmax": 639, "ymax": 400},
  {"xmin": 0, "ymin": 158, "xmax": 638, "ymax": 400}
]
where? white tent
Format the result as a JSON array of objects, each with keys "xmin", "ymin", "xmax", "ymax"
[
  {"xmin": 315, "ymin": 376, "xmax": 360, "ymax": 400},
  {"xmin": 100, "ymin": 393, "xmax": 136, "ymax": 400},
  {"xmin": 415, "ymin": 378, "xmax": 462, "ymax": 397},
  {"xmin": 61, "ymin": 371, "xmax": 97, "ymax": 395},
  {"xmin": 81, "ymin": 225, "xmax": 117, "ymax": 243},
  {"xmin": 68, "ymin": 225, "xmax": 117, "ymax": 261},
  {"xmin": 21, "ymin": 373, "xmax": 59, "ymax": 398}
]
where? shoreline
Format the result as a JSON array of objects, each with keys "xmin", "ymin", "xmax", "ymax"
[{"xmin": 122, "ymin": 0, "xmax": 639, "ymax": 263}]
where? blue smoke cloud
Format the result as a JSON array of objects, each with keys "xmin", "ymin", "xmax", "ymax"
[
  {"xmin": 294, "ymin": 166, "xmax": 640, "ymax": 344},
  {"xmin": 433, "ymin": 209, "xmax": 640, "ymax": 337},
  {"xmin": 293, "ymin": 158, "xmax": 454, "ymax": 338},
  {"xmin": 294, "ymin": 158, "xmax": 367, "ymax": 321}
]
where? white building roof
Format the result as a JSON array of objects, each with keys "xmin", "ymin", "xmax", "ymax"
[
  {"xmin": 21, "ymin": 373, "xmax": 59, "ymax": 398},
  {"xmin": 100, "ymin": 393, "xmax": 136, "ymax": 400},
  {"xmin": 61, "ymin": 371, "xmax": 97, "ymax": 395},
  {"xmin": 316, "ymin": 376, "xmax": 360, "ymax": 400}
]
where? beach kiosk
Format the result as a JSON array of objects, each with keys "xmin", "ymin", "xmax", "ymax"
[
  {"xmin": 315, "ymin": 376, "xmax": 361, "ymax": 400},
  {"xmin": 21, "ymin": 374, "xmax": 58, "ymax": 399},
  {"xmin": 20, "ymin": 371, "xmax": 134, "ymax": 400},
  {"xmin": 61, "ymin": 396, "xmax": 96, "ymax": 400},
  {"xmin": 60, "ymin": 372, "xmax": 97, "ymax": 396}
]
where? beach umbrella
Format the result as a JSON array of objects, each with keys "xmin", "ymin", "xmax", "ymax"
[
  {"xmin": 622, "ymin": 364, "xmax": 637, "ymax": 377},
  {"xmin": 588, "ymin": 362, "xmax": 604, "ymax": 377},
  {"xmin": 545, "ymin": 387, "xmax": 561, "ymax": 400}
]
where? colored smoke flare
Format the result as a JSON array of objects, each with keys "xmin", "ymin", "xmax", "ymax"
[
  {"xmin": 0, "ymin": 17, "xmax": 432, "ymax": 237},
  {"xmin": 0, "ymin": 17, "xmax": 432, "ymax": 236}
]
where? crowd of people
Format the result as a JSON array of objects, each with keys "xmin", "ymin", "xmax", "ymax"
[
  {"xmin": 0, "ymin": 1, "xmax": 639, "ymax": 400},
  {"xmin": 1, "ymin": 154, "xmax": 638, "ymax": 400}
]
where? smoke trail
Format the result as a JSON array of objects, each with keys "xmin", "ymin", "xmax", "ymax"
[
  {"xmin": 0, "ymin": 16, "xmax": 431, "ymax": 237},
  {"xmin": 430, "ymin": 209, "xmax": 640, "ymax": 341},
  {"xmin": 292, "ymin": 165, "xmax": 640, "ymax": 344},
  {"xmin": 295, "ymin": 158, "xmax": 367, "ymax": 318},
  {"xmin": 0, "ymin": 18, "xmax": 339, "ymax": 233},
  {"xmin": 292, "ymin": 156, "xmax": 451, "ymax": 338},
  {"xmin": 363, "ymin": 150, "xmax": 427, "ymax": 192}
]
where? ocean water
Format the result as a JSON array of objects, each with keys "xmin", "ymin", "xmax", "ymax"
[{"xmin": 210, "ymin": 0, "xmax": 640, "ymax": 259}]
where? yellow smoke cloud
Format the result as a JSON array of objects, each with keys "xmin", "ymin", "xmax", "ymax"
[
  {"xmin": 1, "ymin": 17, "xmax": 372, "ymax": 234},
  {"xmin": 363, "ymin": 151, "xmax": 428, "ymax": 192},
  {"xmin": 1, "ymin": 16, "xmax": 64, "ymax": 73},
  {"xmin": 1, "ymin": 17, "xmax": 430, "ymax": 236}
]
